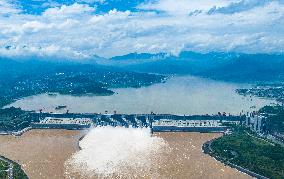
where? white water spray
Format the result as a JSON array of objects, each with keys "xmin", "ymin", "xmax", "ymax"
[{"xmin": 65, "ymin": 126, "xmax": 170, "ymax": 178}]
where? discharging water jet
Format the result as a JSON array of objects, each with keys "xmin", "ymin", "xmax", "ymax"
[{"xmin": 65, "ymin": 126, "xmax": 170, "ymax": 178}]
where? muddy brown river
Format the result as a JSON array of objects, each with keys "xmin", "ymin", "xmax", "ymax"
[{"xmin": 0, "ymin": 130, "xmax": 251, "ymax": 179}]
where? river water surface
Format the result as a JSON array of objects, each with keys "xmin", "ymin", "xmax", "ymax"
[
  {"xmin": 1, "ymin": 75, "xmax": 267, "ymax": 178},
  {"xmin": 7, "ymin": 75, "xmax": 275, "ymax": 115},
  {"xmin": 0, "ymin": 130, "xmax": 251, "ymax": 179}
]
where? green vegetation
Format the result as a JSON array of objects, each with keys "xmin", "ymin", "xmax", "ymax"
[
  {"xmin": 0, "ymin": 156, "xmax": 28, "ymax": 179},
  {"xmin": 0, "ymin": 107, "xmax": 38, "ymax": 132},
  {"xmin": 0, "ymin": 59, "xmax": 166, "ymax": 108},
  {"xmin": 12, "ymin": 162, "xmax": 29, "ymax": 179},
  {"xmin": 236, "ymin": 84, "xmax": 284, "ymax": 103},
  {"xmin": 211, "ymin": 127, "xmax": 284, "ymax": 179},
  {"xmin": 0, "ymin": 159, "xmax": 9, "ymax": 179},
  {"xmin": 259, "ymin": 105, "xmax": 284, "ymax": 134}
]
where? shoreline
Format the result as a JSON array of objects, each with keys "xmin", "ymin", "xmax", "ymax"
[
  {"xmin": 0, "ymin": 155, "xmax": 14, "ymax": 179},
  {"xmin": 202, "ymin": 137, "xmax": 268, "ymax": 179},
  {"xmin": 0, "ymin": 155, "xmax": 29, "ymax": 179}
]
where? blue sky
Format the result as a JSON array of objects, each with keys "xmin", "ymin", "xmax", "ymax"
[
  {"xmin": 10, "ymin": 0, "xmax": 147, "ymax": 14},
  {"xmin": 0, "ymin": 0, "xmax": 284, "ymax": 59}
]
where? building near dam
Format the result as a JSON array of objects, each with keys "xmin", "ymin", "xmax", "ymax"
[
  {"xmin": 151, "ymin": 115, "xmax": 242, "ymax": 132},
  {"xmin": 152, "ymin": 119, "xmax": 226, "ymax": 132},
  {"xmin": 32, "ymin": 117, "xmax": 93, "ymax": 129},
  {"xmin": 245, "ymin": 112, "xmax": 267, "ymax": 133}
]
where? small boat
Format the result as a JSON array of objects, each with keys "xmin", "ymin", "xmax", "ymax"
[
  {"xmin": 48, "ymin": 93, "xmax": 57, "ymax": 96},
  {"xmin": 55, "ymin": 105, "xmax": 67, "ymax": 110}
]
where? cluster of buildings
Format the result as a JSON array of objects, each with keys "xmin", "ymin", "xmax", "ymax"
[
  {"xmin": 244, "ymin": 112, "xmax": 267, "ymax": 134},
  {"xmin": 244, "ymin": 112, "xmax": 284, "ymax": 145}
]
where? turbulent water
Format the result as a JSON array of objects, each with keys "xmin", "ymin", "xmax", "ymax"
[
  {"xmin": 7, "ymin": 76, "xmax": 275, "ymax": 115},
  {"xmin": 0, "ymin": 130, "xmax": 250, "ymax": 179},
  {"xmin": 65, "ymin": 126, "xmax": 170, "ymax": 178}
]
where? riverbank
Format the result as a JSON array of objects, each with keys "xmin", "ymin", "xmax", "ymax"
[
  {"xmin": 203, "ymin": 138, "xmax": 268, "ymax": 179},
  {"xmin": 0, "ymin": 155, "xmax": 28, "ymax": 179},
  {"xmin": 204, "ymin": 128, "xmax": 284, "ymax": 179}
]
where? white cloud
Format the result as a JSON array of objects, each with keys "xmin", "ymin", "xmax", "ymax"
[
  {"xmin": 209, "ymin": 0, "xmax": 271, "ymax": 14},
  {"xmin": 0, "ymin": 0, "xmax": 21, "ymax": 15},
  {"xmin": 0, "ymin": 0, "xmax": 283, "ymax": 59},
  {"xmin": 21, "ymin": 21, "xmax": 55, "ymax": 32},
  {"xmin": 43, "ymin": 3, "xmax": 95, "ymax": 17},
  {"xmin": 78, "ymin": 0, "xmax": 105, "ymax": 3},
  {"xmin": 138, "ymin": 0, "xmax": 237, "ymax": 15}
]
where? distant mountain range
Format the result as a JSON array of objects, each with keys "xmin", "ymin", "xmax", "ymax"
[
  {"xmin": 107, "ymin": 52, "xmax": 284, "ymax": 83},
  {"xmin": 110, "ymin": 52, "xmax": 169, "ymax": 61},
  {"xmin": 0, "ymin": 51, "xmax": 283, "ymax": 83}
]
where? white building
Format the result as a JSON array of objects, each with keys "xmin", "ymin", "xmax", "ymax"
[
  {"xmin": 152, "ymin": 119, "xmax": 222, "ymax": 127},
  {"xmin": 38, "ymin": 117, "xmax": 93, "ymax": 125},
  {"xmin": 246, "ymin": 114, "xmax": 266, "ymax": 133}
]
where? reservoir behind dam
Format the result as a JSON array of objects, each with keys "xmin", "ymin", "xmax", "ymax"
[{"xmin": 6, "ymin": 76, "xmax": 274, "ymax": 115}]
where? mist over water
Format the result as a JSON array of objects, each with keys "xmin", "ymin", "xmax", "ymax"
[
  {"xmin": 7, "ymin": 76, "xmax": 275, "ymax": 115},
  {"xmin": 65, "ymin": 126, "xmax": 170, "ymax": 178}
]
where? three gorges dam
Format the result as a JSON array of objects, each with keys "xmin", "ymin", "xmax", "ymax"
[{"xmin": 23, "ymin": 111, "xmax": 246, "ymax": 134}]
